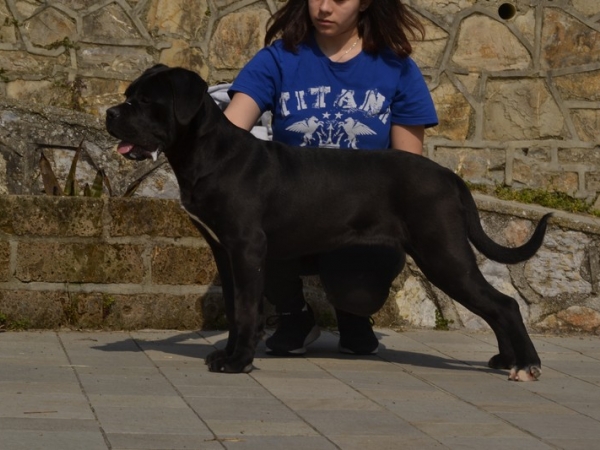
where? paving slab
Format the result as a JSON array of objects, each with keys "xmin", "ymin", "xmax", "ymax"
[{"xmin": 0, "ymin": 328, "xmax": 599, "ymax": 449}]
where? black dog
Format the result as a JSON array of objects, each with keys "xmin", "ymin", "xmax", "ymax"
[{"xmin": 106, "ymin": 65, "xmax": 551, "ymax": 380}]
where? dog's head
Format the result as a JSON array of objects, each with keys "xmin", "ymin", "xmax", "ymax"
[{"xmin": 105, "ymin": 64, "xmax": 208, "ymax": 161}]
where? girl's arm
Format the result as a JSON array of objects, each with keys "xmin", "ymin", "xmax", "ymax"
[
  {"xmin": 391, "ymin": 124, "xmax": 424, "ymax": 155},
  {"xmin": 223, "ymin": 92, "xmax": 263, "ymax": 131}
]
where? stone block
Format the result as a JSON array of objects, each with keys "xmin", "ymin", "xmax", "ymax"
[
  {"xmin": 0, "ymin": 290, "xmax": 67, "ymax": 328},
  {"xmin": 429, "ymin": 77, "xmax": 472, "ymax": 141},
  {"xmin": 213, "ymin": 0, "xmax": 240, "ymax": 7},
  {"xmin": 145, "ymin": 0, "xmax": 209, "ymax": 39},
  {"xmin": 158, "ymin": 40, "xmax": 208, "ymax": 79},
  {"xmin": 585, "ymin": 172, "xmax": 600, "ymax": 194},
  {"xmin": 452, "ymin": 15, "xmax": 531, "ymax": 71},
  {"xmin": 0, "ymin": 51, "xmax": 64, "ymax": 77},
  {"xmin": 484, "ymin": 79, "xmax": 565, "ymax": 140},
  {"xmin": 101, "ymin": 293, "xmax": 208, "ymax": 330},
  {"xmin": 479, "ymin": 212, "xmax": 530, "ymax": 247},
  {"xmin": 537, "ymin": 306, "xmax": 600, "ymax": 334},
  {"xmin": 515, "ymin": 146, "xmax": 553, "ymax": 162},
  {"xmin": 82, "ymin": 3, "xmax": 143, "ymax": 42},
  {"xmin": 15, "ymin": 242, "xmax": 145, "ymax": 284},
  {"xmin": 78, "ymin": 78, "xmax": 124, "ymax": 117},
  {"xmin": 0, "ymin": 196, "xmax": 103, "ymax": 237},
  {"xmin": 514, "ymin": 8, "xmax": 536, "ymax": 45},
  {"xmin": 0, "ymin": 290, "xmax": 225, "ymax": 330},
  {"xmin": 525, "ymin": 229, "xmax": 592, "ymax": 297},
  {"xmin": 415, "ymin": 0, "xmax": 476, "ymax": 17},
  {"xmin": 503, "ymin": 218, "xmax": 536, "ymax": 247},
  {"xmin": 6, "ymin": 80, "xmax": 54, "ymax": 104},
  {"xmin": 209, "ymin": 9, "xmax": 271, "ymax": 70},
  {"xmin": 571, "ymin": 0, "xmax": 600, "ymax": 15},
  {"xmin": 512, "ymin": 159, "xmax": 578, "ymax": 193},
  {"xmin": 22, "ymin": 7, "xmax": 77, "ymax": 48},
  {"xmin": 0, "ymin": 154, "xmax": 7, "ymax": 196},
  {"xmin": 411, "ymin": 15, "xmax": 448, "ymax": 69},
  {"xmin": 62, "ymin": 292, "xmax": 106, "ymax": 328},
  {"xmin": 76, "ymin": 44, "xmax": 153, "ymax": 74},
  {"xmin": 554, "ymin": 71, "xmax": 600, "ymax": 102},
  {"xmin": 542, "ymin": 9, "xmax": 600, "ymax": 69},
  {"xmin": 394, "ymin": 276, "xmax": 437, "ymax": 328},
  {"xmin": 433, "ymin": 147, "xmax": 505, "ymax": 185},
  {"xmin": 151, "ymin": 245, "xmax": 218, "ymax": 285},
  {"xmin": 0, "ymin": 240, "xmax": 9, "ymax": 282},
  {"xmin": 571, "ymin": 110, "xmax": 600, "ymax": 143},
  {"xmin": 0, "ymin": 2, "xmax": 17, "ymax": 44},
  {"xmin": 558, "ymin": 147, "xmax": 600, "ymax": 166},
  {"xmin": 109, "ymin": 198, "xmax": 201, "ymax": 238}
]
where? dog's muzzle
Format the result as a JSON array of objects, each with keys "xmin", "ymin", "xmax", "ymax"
[
  {"xmin": 115, "ymin": 141, "xmax": 160, "ymax": 162},
  {"xmin": 106, "ymin": 106, "xmax": 161, "ymax": 162}
]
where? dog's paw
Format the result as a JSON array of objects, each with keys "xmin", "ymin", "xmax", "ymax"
[
  {"xmin": 488, "ymin": 353, "xmax": 515, "ymax": 370},
  {"xmin": 508, "ymin": 365, "xmax": 541, "ymax": 381},
  {"xmin": 205, "ymin": 349, "xmax": 227, "ymax": 367},
  {"xmin": 205, "ymin": 350, "xmax": 253, "ymax": 374}
]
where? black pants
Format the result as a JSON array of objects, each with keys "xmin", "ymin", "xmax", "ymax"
[{"xmin": 264, "ymin": 246, "xmax": 405, "ymax": 318}]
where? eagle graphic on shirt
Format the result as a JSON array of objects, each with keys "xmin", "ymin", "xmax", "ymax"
[
  {"xmin": 285, "ymin": 115, "xmax": 376, "ymax": 149},
  {"xmin": 284, "ymin": 117, "xmax": 324, "ymax": 146}
]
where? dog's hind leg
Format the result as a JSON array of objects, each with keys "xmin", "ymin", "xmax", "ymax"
[{"xmin": 407, "ymin": 237, "xmax": 541, "ymax": 381}]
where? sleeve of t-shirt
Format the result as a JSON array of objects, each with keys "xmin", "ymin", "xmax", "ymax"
[
  {"xmin": 391, "ymin": 58, "xmax": 439, "ymax": 129},
  {"xmin": 228, "ymin": 46, "xmax": 282, "ymax": 114}
]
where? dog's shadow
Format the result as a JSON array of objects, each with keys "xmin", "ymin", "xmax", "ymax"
[{"xmin": 91, "ymin": 330, "xmax": 505, "ymax": 376}]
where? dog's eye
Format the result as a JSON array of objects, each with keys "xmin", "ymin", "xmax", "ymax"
[{"xmin": 138, "ymin": 97, "xmax": 151, "ymax": 105}]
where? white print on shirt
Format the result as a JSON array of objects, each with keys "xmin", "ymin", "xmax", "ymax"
[
  {"xmin": 286, "ymin": 114, "xmax": 376, "ymax": 148},
  {"xmin": 295, "ymin": 91, "xmax": 307, "ymax": 110},
  {"xmin": 335, "ymin": 89, "xmax": 358, "ymax": 109},
  {"xmin": 282, "ymin": 86, "xmax": 387, "ymax": 148},
  {"xmin": 360, "ymin": 90, "xmax": 386, "ymax": 118},
  {"xmin": 285, "ymin": 117, "xmax": 324, "ymax": 146},
  {"xmin": 340, "ymin": 117, "xmax": 376, "ymax": 148},
  {"xmin": 279, "ymin": 92, "xmax": 291, "ymax": 116},
  {"xmin": 309, "ymin": 86, "xmax": 331, "ymax": 108}
]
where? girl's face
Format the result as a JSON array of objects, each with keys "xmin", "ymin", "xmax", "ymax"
[{"xmin": 308, "ymin": 0, "xmax": 364, "ymax": 39}]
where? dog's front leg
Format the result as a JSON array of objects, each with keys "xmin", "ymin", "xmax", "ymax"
[
  {"xmin": 206, "ymin": 240, "xmax": 266, "ymax": 374},
  {"xmin": 204, "ymin": 245, "xmax": 238, "ymax": 367}
]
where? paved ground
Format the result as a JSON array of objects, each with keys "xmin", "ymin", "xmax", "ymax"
[{"xmin": 0, "ymin": 328, "xmax": 599, "ymax": 450}]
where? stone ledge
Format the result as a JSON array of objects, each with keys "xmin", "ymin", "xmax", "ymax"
[{"xmin": 474, "ymin": 193, "xmax": 600, "ymax": 235}]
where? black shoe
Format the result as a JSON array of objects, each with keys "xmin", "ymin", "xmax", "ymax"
[
  {"xmin": 265, "ymin": 304, "xmax": 321, "ymax": 356},
  {"xmin": 337, "ymin": 314, "xmax": 378, "ymax": 355}
]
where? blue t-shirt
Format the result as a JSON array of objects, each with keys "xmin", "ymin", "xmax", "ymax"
[{"xmin": 230, "ymin": 37, "xmax": 438, "ymax": 150}]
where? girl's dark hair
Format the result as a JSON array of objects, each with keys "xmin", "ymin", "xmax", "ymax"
[{"xmin": 264, "ymin": 0, "xmax": 425, "ymax": 57}]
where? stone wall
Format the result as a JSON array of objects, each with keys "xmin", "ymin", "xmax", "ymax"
[
  {"xmin": 0, "ymin": 194, "xmax": 599, "ymax": 335},
  {"xmin": 0, "ymin": 195, "xmax": 225, "ymax": 329},
  {"xmin": 1, "ymin": 1, "xmax": 600, "ymax": 334},
  {"xmin": 1, "ymin": 0, "xmax": 600, "ymax": 200}
]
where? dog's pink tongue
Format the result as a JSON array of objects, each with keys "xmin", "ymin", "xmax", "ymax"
[{"xmin": 117, "ymin": 142, "xmax": 134, "ymax": 155}]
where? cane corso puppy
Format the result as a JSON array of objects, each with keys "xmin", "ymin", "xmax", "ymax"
[{"xmin": 106, "ymin": 65, "xmax": 551, "ymax": 381}]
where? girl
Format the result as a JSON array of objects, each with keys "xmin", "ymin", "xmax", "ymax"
[{"xmin": 225, "ymin": 0, "xmax": 438, "ymax": 355}]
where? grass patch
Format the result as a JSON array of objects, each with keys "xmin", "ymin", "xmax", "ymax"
[
  {"xmin": 434, "ymin": 309, "xmax": 453, "ymax": 331},
  {"xmin": 0, "ymin": 312, "xmax": 31, "ymax": 331}
]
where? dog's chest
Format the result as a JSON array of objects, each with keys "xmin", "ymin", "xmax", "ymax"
[{"xmin": 180, "ymin": 204, "xmax": 221, "ymax": 244}]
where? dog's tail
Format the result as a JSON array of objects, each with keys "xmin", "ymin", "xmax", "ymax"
[{"xmin": 459, "ymin": 180, "xmax": 552, "ymax": 264}]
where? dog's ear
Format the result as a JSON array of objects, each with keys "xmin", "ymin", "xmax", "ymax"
[
  {"xmin": 144, "ymin": 64, "xmax": 170, "ymax": 76},
  {"xmin": 167, "ymin": 68, "xmax": 208, "ymax": 126},
  {"xmin": 126, "ymin": 65, "xmax": 171, "ymax": 97}
]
